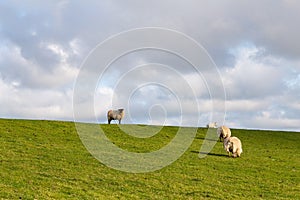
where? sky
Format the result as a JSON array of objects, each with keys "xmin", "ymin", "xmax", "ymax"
[{"xmin": 0, "ymin": 0, "xmax": 300, "ymax": 131}]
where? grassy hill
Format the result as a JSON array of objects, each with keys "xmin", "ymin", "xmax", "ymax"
[{"xmin": 0, "ymin": 119, "xmax": 299, "ymax": 199}]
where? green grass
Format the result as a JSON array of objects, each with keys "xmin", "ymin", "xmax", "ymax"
[{"xmin": 0, "ymin": 119, "xmax": 299, "ymax": 199}]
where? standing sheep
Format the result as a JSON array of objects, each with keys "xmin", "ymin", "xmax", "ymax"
[
  {"xmin": 107, "ymin": 109, "xmax": 125, "ymax": 124},
  {"xmin": 217, "ymin": 125, "xmax": 231, "ymax": 142},
  {"xmin": 223, "ymin": 136, "xmax": 243, "ymax": 158}
]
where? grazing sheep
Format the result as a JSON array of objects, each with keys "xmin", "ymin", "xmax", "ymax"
[
  {"xmin": 217, "ymin": 125, "xmax": 231, "ymax": 142},
  {"xmin": 223, "ymin": 136, "xmax": 243, "ymax": 158},
  {"xmin": 207, "ymin": 122, "xmax": 218, "ymax": 128},
  {"xmin": 107, "ymin": 109, "xmax": 125, "ymax": 124}
]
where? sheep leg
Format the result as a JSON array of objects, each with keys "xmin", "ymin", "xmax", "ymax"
[
  {"xmin": 237, "ymin": 149, "xmax": 241, "ymax": 157},
  {"xmin": 227, "ymin": 151, "xmax": 231, "ymax": 157}
]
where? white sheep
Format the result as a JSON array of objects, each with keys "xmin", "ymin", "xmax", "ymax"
[
  {"xmin": 217, "ymin": 125, "xmax": 231, "ymax": 142},
  {"xmin": 223, "ymin": 136, "xmax": 243, "ymax": 158},
  {"xmin": 207, "ymin": 122, "xmax": 218, "ymax": 128}
]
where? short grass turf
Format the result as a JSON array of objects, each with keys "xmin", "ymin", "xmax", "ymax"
[{"xmin": 0, "ymin": 119, "xmax": 299, "ymax": 199}]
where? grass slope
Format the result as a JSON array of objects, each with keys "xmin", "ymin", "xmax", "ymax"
[{"xmin": 0, "ymin": 119, "xmax": 299, "ymax": 199}]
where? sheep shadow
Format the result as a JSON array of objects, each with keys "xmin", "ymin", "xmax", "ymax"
[{"xmin": 191, "ymin": 151, "xmax": 228, "ymax": 157}]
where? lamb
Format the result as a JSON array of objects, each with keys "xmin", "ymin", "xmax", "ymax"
[
  {"xmin": 217, "ymin": 125, "xmax": 231, "ymax": 142},
  {"xmin": 223, "ymin": 136, "xmax": 243, "ymax": 158},
  {"xmin": 107, "ymin": 109, "xmax": 125, "ymax": 124},
  {"xmin": 207, "ymin": 122, "xmax": 218, "ymax": 128}
]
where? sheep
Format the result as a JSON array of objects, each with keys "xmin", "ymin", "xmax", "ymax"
[
  {"xmin": 217, "ymin": 125, "xmax": 231, "ymax": 142},
  {"xmin": 207, "ymin": 122, "xmax": 218, "ymax": 128},
  {"xmin": 107, "ymin": 109, "xmax": 125, "ymax": 124},
  {"xmin": 223, "ymin": 136, "xmax": 243, "ymax": 158}
]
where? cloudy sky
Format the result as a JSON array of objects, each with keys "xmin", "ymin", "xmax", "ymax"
[{"xmin": 0, "ymin": 0, "xmax": 299, "ymax": 131}]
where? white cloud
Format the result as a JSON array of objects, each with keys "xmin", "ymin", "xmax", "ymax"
[
  {"xmin": 225, "ymin": 45, "xmax": 291, "ymax": 97},
  {"xmin": 220, "ymin": 45, "xmax": 300, "ymax": 131},
  {"xmin": 0, "ymin": 78, "xmax": 73, "ymax": 120},
  {"xmin": 246, "ymin": 113, "xmax": 300, "ymax": 132},
  {"xmin": 44, "ymin": 43, "xmax": 69, "ymax": 62},
  {"xmin": 226, "ymin": 99, "xmax": 268, "ymax": 112}
]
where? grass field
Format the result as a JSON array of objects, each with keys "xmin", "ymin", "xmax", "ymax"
[{"xmin": 0, "ymin": 119, "xmax": 299, "ymax": 199}]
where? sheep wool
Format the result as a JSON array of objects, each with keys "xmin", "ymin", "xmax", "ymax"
[
  {"xmin": 223, "ymin": 136, "xmax": 243, "ymax": 158},
  {"xmin": 217, "ymin": 125, "xmax": 231, "ymax": 142}
]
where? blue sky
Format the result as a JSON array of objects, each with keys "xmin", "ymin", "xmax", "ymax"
[{"xmin": 0, "ymin": 1, "xmax": 300, "ymax": 131}]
